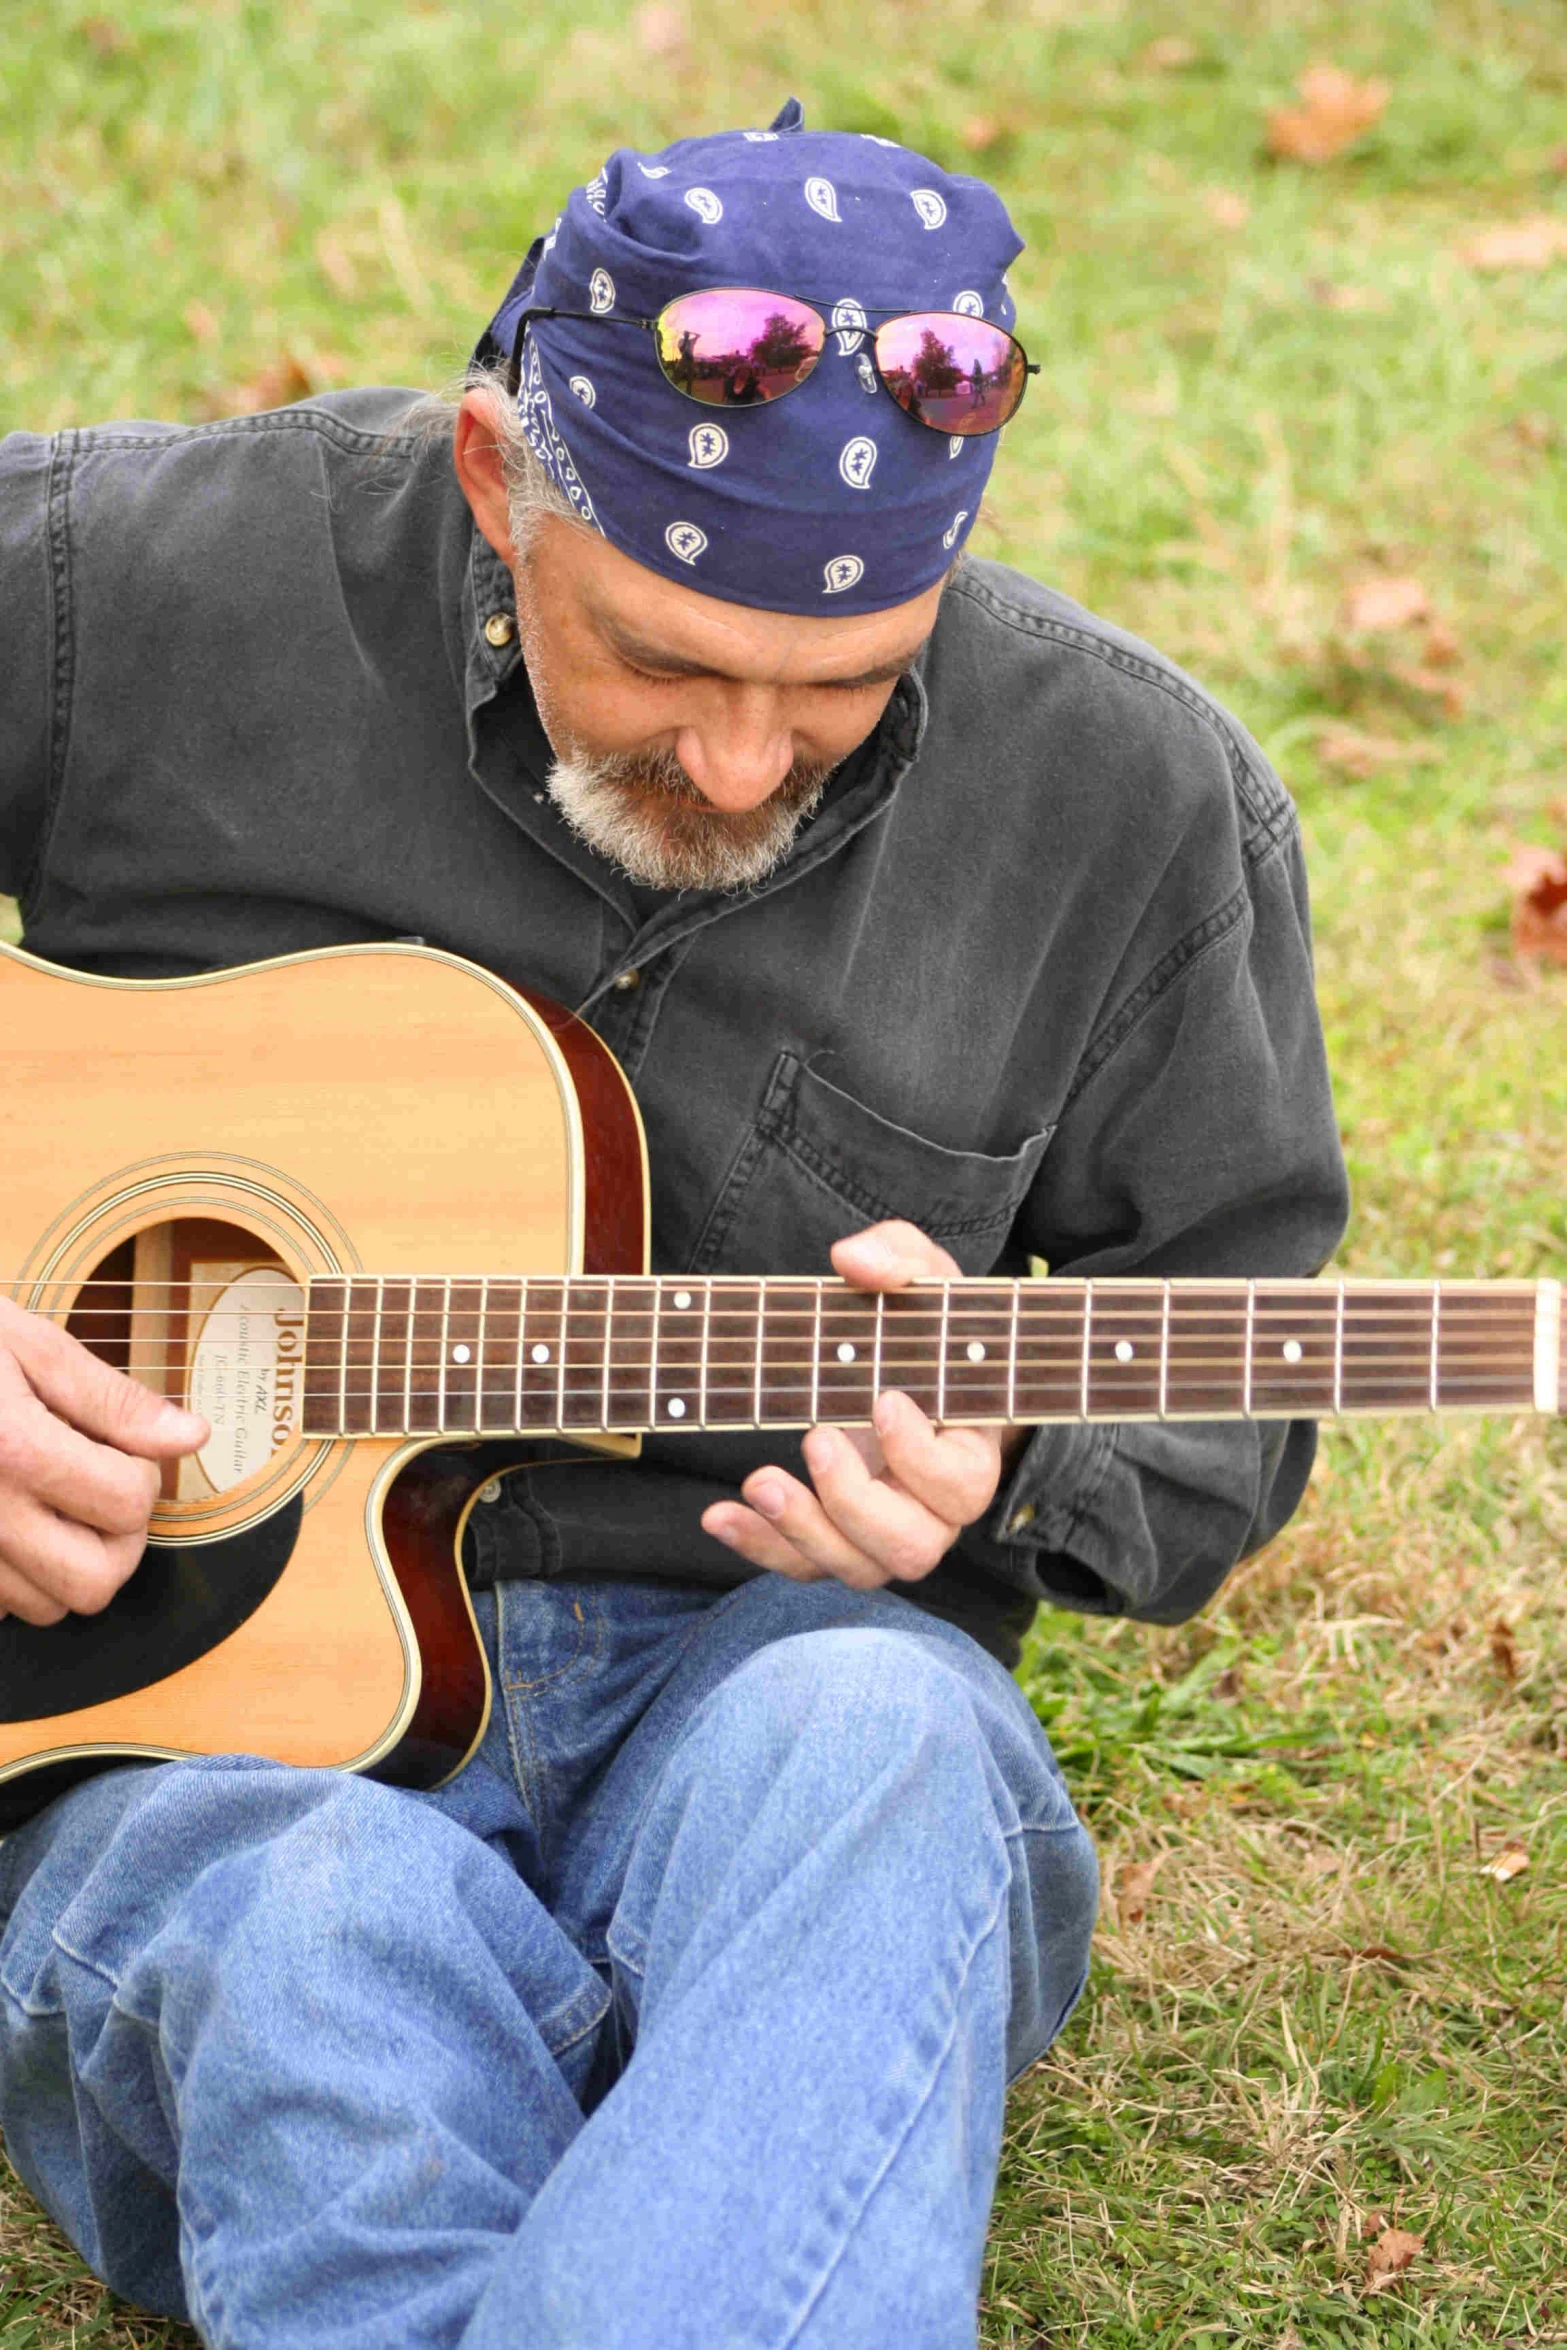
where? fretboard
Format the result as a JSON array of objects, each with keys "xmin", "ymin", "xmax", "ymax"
[{"xmin": 299, "ymin": 1275, "xmax": 1564, "ymax": 1439}]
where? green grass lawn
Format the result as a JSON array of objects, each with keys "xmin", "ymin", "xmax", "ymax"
[{"xmin": 3, "ymin": 0, "xmax": 1565, "ymax": 2340}]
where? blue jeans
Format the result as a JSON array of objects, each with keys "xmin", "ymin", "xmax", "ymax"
[{"xmin": 0, "ymin": 1573, "xmax": 1097, "ymax": 2350}]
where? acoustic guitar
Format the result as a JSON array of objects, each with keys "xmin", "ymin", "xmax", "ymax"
[{"xmin": 0, "ymin": 939, "xmax": 1560, "ymax": 1830}]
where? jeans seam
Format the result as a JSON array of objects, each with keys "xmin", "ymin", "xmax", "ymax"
[{"xmin": 773, "ymin": 1878, "xmax": 1010, "ymax": 2350}]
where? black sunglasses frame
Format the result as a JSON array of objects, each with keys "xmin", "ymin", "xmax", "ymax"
[{"xmin": 504, "ymin": 295, "xmax": 1039, "ymax": 435}]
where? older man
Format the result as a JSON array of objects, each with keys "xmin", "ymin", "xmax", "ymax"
[{"xmin": 0, "ymin": 104, "xmax": 1346, "ymax": 2350}]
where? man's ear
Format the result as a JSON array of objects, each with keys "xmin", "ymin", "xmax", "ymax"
[{"xmin": 452, "ymin": 391, "xmax": 516, "ymax": 565}]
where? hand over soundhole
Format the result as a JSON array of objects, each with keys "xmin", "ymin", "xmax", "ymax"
[{"xmin": 0, "ymin": 1293, "xmax": 207, "ymax": 1627}]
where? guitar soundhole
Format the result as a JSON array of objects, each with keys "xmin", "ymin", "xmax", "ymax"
[{"xmin": 69, "ymin": 1218, "xmax": 308, "ymax": 1503}]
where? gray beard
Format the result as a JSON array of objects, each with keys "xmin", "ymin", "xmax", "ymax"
[{"xmin": 545, "ymin": 744, "xmax": 834, "ymax": 893}]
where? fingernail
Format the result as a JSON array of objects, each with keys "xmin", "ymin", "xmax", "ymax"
[
  {"xmin": 156, "ymin": 1402, "xmax": 205, "ymax": 1441},
  {"xmin": 872, "ymin": 1391, "xmax": 900, "ymax": 1433},
  {"xmin": 751, "ymin": 1479, "xmax": 786, "ymax": 1519},
  {"xmin": 856, "ymin": 1237, "xmax": 895, "ymax": 1271}
]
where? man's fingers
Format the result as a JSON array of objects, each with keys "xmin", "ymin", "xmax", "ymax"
[
  {"xmin": 0, "ymin": 1498, "xmax": 146, "ymax": 1623},
  {"xmin": 704, "ymin": 1468, "xmax": 886, "ymax": 1588},
  {"xmin": 5, "ymin": 1305, "xmax": 207, "ymax": 1460},
  {"xmin": 831, "ymin": 1220, "xmax": 963, "ymax": 1292},
  {"xmin": 795, "ymin": 1423, "xmax": 961, "ymax": 1582},
  {"xmin": 869, "ymin": 1389, "xmax": 1004, "ymax": 1526},
  {"xmin": 0, "ymin": 1394, "xmax": 162, "ymax": 1536}
]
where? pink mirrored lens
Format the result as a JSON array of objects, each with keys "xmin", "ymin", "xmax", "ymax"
[
  {"xmin": 873, "ymin": 315, "xmax": 1026, "ymax": 435},
  {"xmin": 655, "ymin": 290, "xmax": 825, "ymax": 406}
]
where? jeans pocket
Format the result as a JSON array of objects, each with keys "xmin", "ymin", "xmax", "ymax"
[{"xmin": 690, "ymin": 1051, "xmax": 1055, "ymax": 1277}]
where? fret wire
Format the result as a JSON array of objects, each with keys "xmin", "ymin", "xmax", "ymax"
[
  {"xmin": 598, "ymin": 1279, "xmax": 612, "ymax": 1428},
  {"xmin": 403, "ymin": 1281, "xmax": 414, "ymax": 1432},
  {"xmin": 476, "ymin": 1275, "xmax": 489, "ymax": 1438},
  {"xmin": 810, "ymin": 1283, "xmax": 822, "ymax": 1426},
  {"xmin": 1243, "ymin": 1279, "xmax": 1256, "ymax": 1417},
  {"xmin": 513, "ymin": 1276, "xmax": 527, "ymax": 1431},
  {"xmin": 699, "ymin": 1278, "xmax": 711, "ymax": 1426},
  {"xmin": 555, "ymin": 1284, "xmax": 568, "ymax": 1428},
  {"xmin": 433, "ymin": 1280, "xmax": 447, "ymax": 1433},
  {"xmin": 368, "ymin": 1273, "xmax": 380, "ymax": 1435},
  {"xmin": 651, "ymin": 1277, "xmax": 663, "ymax": 1429},
  {"xmin": 1158, "ymin": 1280, "xmax": 1171, "ymax": 1419},
  {"xmin": 753, "ymin": 1284, "xmax": 765, "ymax": 1427},
  {"xmin": 337, "ymin": 1285, "xmax": 349, "ymax": 1437},
  {"xmin": 1006, "ymin": 1282, "xmax": 1018, "ymax": 1423},
  {"xmin": 1333, "ymin": 1281, "xmax": 1345, "ymax": 1415},
  {"xmin": 1080, "ymin": 1280, "xmax": 1093, "ymax": 1418},
  {"xmin": 1429, "ymin": 1281, "xmax": 1441, "ymax": 1412},
  {"xmin": 874, "ymin": 1288, "xmax": 886, "ymax": 1405}
]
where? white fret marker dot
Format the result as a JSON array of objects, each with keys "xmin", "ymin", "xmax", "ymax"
[
  {"xmin": 667, "ymin": 1396, "xmax": 687, "ymax": 1418},
  {"xmin": 966, "ymin": 1341, "xmax": 986, "ymax": 1362},
  {"xmin": 1282, "ymin": 1339, "xmax": 1303, "ymax": 1364},
  {"xmin": 531, "ymin": 1343, "xmax": 551, "ymax": 1363},
  {"xmin": 1114, "ymin": 1340, "xmax": 1135, "ymax": 1363},
  {"xmin": 451, "ymin": 1344, "xmax": 471, "ymax": 1364},
  {"xmin": 674, "ymin": 1291, "xmax": 693, "ymax": 1309},
  {"xmin": 837, "ymin": 1341, "xmax": 857, "ymax": 1363}
]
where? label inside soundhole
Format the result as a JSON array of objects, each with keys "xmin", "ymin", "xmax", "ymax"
[{"xmin": 187, "ymin": 1266, "xmax": 308, "ymax": 1495}]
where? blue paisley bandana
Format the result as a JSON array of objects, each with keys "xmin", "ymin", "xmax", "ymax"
[{"xmin": 472, "ymin": 99, "xmax": 1024, "ymax": 617}]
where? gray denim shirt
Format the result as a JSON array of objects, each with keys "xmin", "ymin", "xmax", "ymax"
[{"xmin": 0, "ymin": 389, "xmax": 1349, "ymax": 1665}]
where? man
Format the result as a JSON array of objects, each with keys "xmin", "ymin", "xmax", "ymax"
[{"xmin": 0, "ymin": 103, "xmax": 1347, "ymax": 2350}]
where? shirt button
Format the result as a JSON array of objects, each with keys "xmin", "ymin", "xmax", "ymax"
[
  {"xmin": 483, "ymin": 611, "xmax": 516, "ymax": 648},
  {"xmin": 613, "ymin": 968, "xmax": 642, "ymax": 992},
  {"xmin": 1005, "ymin": 1502, "xmax": 1037, "ymax": 1535},
  {"xmin": 476, "ymin": 1478, "xmax": 504, "ymax": 1505}
]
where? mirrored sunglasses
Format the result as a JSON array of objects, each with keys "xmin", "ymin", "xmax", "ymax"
[{"xmin": 511, "ymin": 288, "xmax": 1036, "ymax": 438}]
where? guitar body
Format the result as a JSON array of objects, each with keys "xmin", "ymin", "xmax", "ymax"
[{"xmin": 0, "ymin": 941, "xmax": 649, "ymax": 1831}]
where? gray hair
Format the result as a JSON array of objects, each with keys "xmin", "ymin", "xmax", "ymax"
[{"xmin": 397, "ymin": 363, "xmax": 586, "ymax": 557}]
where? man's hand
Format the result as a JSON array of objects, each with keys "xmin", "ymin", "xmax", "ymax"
[
  {"xmin": 0, "ymin": 1297, "xmax": 208, "ymax": 1626},
  {"xmin": 701, "ymin": 1221, "xmax": 1029, "ymax": 1592}
]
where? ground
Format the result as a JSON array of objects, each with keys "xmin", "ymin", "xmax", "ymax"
[{"xmin": 1, "ymin": 0, "xmax": 1564, "ymax": 2340}]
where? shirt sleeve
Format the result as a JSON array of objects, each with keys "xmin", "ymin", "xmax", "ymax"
[
  {"xmin": 953, "ymin": 804, "xmax": 1350, "ymax": 1625},
  {"xmin": 0, "ymin": 431, "xmax": 57, "ymax": 906}
]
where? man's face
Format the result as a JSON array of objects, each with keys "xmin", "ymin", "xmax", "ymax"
[{"xmin": 454, "ymin": 398, "xmax": 945, "ymax": 892}]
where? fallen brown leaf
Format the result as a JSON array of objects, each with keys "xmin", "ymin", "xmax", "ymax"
[
  {"xmin": 1504, "ymin": 842, "xmax": 1567, "ymax": 966},
  {"xmin": 1114, "ymin": 1853, "xmax": 1166, "ymax": 1923},
  {"xmin": 1420, "ymin": 619, "xmax": 1463, "ymax": 668},
  {"xmin": 1489, "ymin": 1618, "xmax": 1520, "ymax": 1681},
  {"xmin": 80, "ymin": 15, "xmax": 128, "ymax": 55},
  {"xmin": 1514, "ymin": 411, "xmax": 1557, "ymax": 450},
  {"xmin": 1366, "ymin": 2226, "xmax": 1424, "ymax": 2292},
  {"xmin": 1266, "ymin": 65, "xmax": 1389, "ymax": 166},
  {"xmin": 633, "ymin": 3, "xmax": 685, "ymax": 54},
  {"xmin": 1551, "ymin": 144, "xmax": 1567, "ymax": 178},
  {"xmin": 1205, "ymin": 188, "xmax": 1250, "ymax": 229},
  {"xmin": 202, "ymin": 351, "xmax": 346, "ymax": 419},
  {"xmin": 1343, "ymin": 576, "xmax": 1429, "ymax": 631},
  {"xmin": 1341, "ymin": 1942, "xmax": 1413, "ymax": 1968},
  {"xmin": 1316, "ymin": 727, "xmax": 1440, "ymax": 780},
  {"xmin": 183, "ymin": 300, "xmax": 220, "ymax": 346},
  {"xmin": 959, "ymin": 115, "xmax": 1003, "ymax": 154},
  {"xmin": 1479, "ymin": 1840, "xmax": 1529, "ymax": 1883},
  {"xmin": 1141, "ymin": 36, "xmax": 1198, "ymax": 71},
  {"xmin": 1390, "ymin": 662, "xmax": 1468, "ymax": 719},
  {"xmin": 1457, "ymin": 215, "xmax": 1567, "ymax": 270},
  {"xmin": 1308, "ymin": 279, "xmax": 1391, "ymax": 311}
]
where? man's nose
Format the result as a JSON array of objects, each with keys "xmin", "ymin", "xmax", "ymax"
[{"xmin": 672, "ymin": 690, "xmax": 794, "ymax": 813}]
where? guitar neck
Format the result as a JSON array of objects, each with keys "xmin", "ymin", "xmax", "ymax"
[{"xmin": 299, "ymin": 1274, "xmax": 1566, "ymax": 1440}]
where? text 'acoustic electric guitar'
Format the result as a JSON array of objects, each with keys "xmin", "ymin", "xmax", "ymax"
[{"xmin": 0, "ymin": 939, "xmax": 1561, "ymax": 1829}]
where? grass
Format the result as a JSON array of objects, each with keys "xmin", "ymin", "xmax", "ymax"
[{"xmin": 2, "ymin": 0, "xmax": 1565, "ymax": 2339}]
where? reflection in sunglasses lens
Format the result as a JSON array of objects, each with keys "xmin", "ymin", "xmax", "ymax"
[
  {"xmin": 656, "ymin": 291, "xmax": 825, "ymax": 407},
  {"xmin": 872, "ymin": 315, "xmax": 1026, "ymax": 435}
]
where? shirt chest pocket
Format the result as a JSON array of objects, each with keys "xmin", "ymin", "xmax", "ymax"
[{"xmin": 688, "ymin": 1051, "xmax": 1055, "ymax": 1278}]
